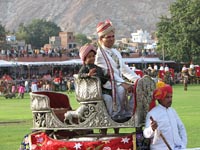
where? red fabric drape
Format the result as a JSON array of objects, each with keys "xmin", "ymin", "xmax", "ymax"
[{"xmin": 29, "ymin": 131, "xmax": 134, "ymax": 150}]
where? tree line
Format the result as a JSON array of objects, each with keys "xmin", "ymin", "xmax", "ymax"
[{"xmin": 156, "ymin": 0, "xmax": 200, "ymax": 64}]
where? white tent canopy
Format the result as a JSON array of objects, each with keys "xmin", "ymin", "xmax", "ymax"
[
  {"xmin": 123, "ymin": 57, "xmax": 175, "ymax": 64},
  {"xmin": 0, "ymin": 60, "xmax": 14, "ymax": 67},
  {"xmin": 16, "ymin": 59, "xmax": 83, "ymax": 66},
  {"xmin": 123, "ymin": 57, "xmax": 162, "ymax": 63},
  {"xmin": 0, "ymin": 57, "xmax": 175, "ymax": 67}
]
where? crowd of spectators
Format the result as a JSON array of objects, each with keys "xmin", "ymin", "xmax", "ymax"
[
  {"xmin": 0, "ymin": 47, "xmax": 158, "ymax": 61},
  {"xmin": 0, "ymin": 66, "xmax": 80, "ymax": 99},
  {"xmin": 0, "ymin": 48, "xmax": 79, "ymax": 59}
]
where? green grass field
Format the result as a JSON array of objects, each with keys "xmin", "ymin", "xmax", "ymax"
[{"xmin": 0, "ymin": 84, "xmax": 199, "ymax": 149}]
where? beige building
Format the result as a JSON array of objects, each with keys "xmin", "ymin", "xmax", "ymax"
[
  {"xmin": 47, "ymin": 32, "xmax": 77, "ymax": 49},
  {"xmin": 59, "ymin": 32, "xmax": 76, "ymax": 49}
]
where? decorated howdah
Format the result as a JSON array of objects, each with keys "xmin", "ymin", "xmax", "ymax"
[{"xmin": 24, "ymin": 75, "xmax": 155, "ymax": 150}]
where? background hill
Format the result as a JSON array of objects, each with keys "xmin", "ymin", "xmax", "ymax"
[{"xmin": 0, "ymin": 0, "xmax": 175, "ymax": 37}]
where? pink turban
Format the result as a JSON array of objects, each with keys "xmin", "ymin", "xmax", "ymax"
[
  {"xmin": 96, "ymin": 19, "xmax": 115, "ymax": 37},
  {"xmin": 79, "ymin": 44, "xmax": 96, "ymax": 63},
  {"xmin": 149, "ymin": 82, "xmax": 173, "ymax": 110}
]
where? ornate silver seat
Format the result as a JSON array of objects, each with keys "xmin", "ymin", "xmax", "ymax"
[{"xmin": 30, "ymin": 75, "xmax": 156, "ymax": 131}]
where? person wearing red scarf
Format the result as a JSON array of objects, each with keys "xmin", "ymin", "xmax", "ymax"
[{"xmin": 143, "ymin": 83, "xmax": 187, "ymax": 150}]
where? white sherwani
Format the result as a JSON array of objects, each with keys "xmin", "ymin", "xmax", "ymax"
[
  {"xmin": 143, "ymin": 104, "xmax": 187, "ymax": 150},
  {"xmin": 95, "ymin": 46, "xmax": 140, "ymax": 87},
  {"xmin": 95, "ymin": 46, "xmax": 140, "ymax": 118}
]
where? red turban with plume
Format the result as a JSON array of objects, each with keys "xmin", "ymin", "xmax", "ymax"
[{"xmin": 149, "ymin": 82, "xmax": 173, "ymax": 110}]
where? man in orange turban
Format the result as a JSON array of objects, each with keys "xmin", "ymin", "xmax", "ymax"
[{"xmin": 143, "ymin": 83, "xmax": 187, "ymax": 150}]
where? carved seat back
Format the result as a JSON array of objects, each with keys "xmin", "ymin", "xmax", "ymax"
[
  {"xmin": 73, "ymin": 75, "xmax": 103, "ymax": 103},
  {"xmin": 134, "ymin": 75, "xmax": 156, "ymax": 126}
]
